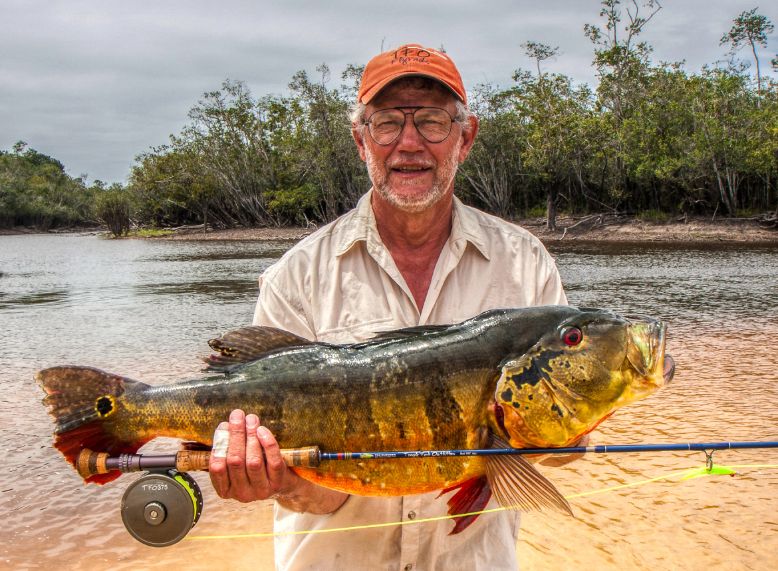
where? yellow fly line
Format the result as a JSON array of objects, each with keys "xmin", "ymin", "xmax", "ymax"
[{"xmin": 185, "ymin": 463, "xmax": 778, "ymax": 541}]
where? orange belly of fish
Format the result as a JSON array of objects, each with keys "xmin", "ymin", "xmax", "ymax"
[{"xmin": 292, "ymin": 456, "xmax": 486, "ymax": 496}]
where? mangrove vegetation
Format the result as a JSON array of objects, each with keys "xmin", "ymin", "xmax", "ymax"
[{"xmin": 2, "ymin": 1, "xmax": 777, "ymax": 235}]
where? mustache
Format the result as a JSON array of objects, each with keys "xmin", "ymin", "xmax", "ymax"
[{"xmin": 386, "ymin": 160, "xmax": 436, "ymax": 169}]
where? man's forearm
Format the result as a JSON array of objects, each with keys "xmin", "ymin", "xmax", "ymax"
[{"xmin": 275, "ymin": 478, "xmax": 349, "ymax": 514}]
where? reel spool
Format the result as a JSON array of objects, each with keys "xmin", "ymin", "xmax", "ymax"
[
  {"xmin": 75, "ymin": 446, "xmax": 319, "ymax": 546},
  {"xmin": 121, "ymin": 470, "xmax": 203, "ymax": 547}
]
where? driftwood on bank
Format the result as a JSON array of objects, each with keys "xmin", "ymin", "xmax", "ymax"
[{"xmin": 559, "ymin": 213, "xmax": 630, "ymax": 239}]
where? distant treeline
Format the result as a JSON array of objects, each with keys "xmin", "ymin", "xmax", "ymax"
[{"xmin": 2, "ymin": 2, "xmax": 777, "ymax": 233}]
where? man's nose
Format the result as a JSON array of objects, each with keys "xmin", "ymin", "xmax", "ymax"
[{"xmin": 393, "ymin": 116, "xmax": 425, "ymax": 151}]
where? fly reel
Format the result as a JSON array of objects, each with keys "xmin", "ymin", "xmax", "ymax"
[
  {"xmin": 120, "ymin": 470, "xmax": 203, "ymax": 547},
  {"xmin": 75, "ymin": 446, "xmax": 320, "ymax": 547}
]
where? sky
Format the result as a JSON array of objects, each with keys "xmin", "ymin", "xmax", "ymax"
[{"xmin": 2, "ymin": 0, "xmax": 777, "ymax": 185}]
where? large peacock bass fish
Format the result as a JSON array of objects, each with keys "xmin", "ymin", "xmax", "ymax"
[{"xmin": 37, "ymin": 305, "xmax": 675, "ymax": 534}]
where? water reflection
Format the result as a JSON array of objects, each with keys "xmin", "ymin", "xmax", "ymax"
[
  {"xmin": 0, "ymin": 289, "xmax": 71, "ymax": 310},
  {"xmin": 1, "ymin": 234, "xmax": 776, "ymax": 571},
  {"xmin": 134, "ymin": 279, "xmax": 259, "ymax": 300},
  {"xmin": 144, "ymin": 242, "xmax": 293, "ymax": 263}
]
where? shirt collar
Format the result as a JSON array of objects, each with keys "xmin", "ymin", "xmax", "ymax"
[
  {"xmin": 334, "ymin": 191, "xmax": 374, "ymax": 257},
  {"xmin": 334, "ymin": 189, "xmax": 490, "ymax": 261},
  {"xmin": 450, "ymin": 194, "xmax": 491, "ymax": 261}
]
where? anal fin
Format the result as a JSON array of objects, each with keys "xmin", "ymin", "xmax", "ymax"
[
  {"xmin": 486, "ymin": 435, "xmax": 573, "ymax": 516},
  {"xmin": 437, "ymin": 475, "xmax": 493, "ymax": 535}
]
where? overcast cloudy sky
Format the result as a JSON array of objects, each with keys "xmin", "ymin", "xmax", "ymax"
[{"xmin": 2, "ymin": 0, "xmax": 776, "ymax": 184}]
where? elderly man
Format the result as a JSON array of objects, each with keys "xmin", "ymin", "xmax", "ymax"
[{"xmin": 210, "ymin": 44, "xmax": 567, "ymax": 570}]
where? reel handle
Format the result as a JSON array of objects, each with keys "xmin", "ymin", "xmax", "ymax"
[{"xmin": 77, "ymin": 445, "xmax": 321, "ymax": 478}]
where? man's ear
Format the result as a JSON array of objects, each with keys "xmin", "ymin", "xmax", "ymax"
[
  {"xmin": 457, "ymin": 115, "xmax": 479, "ymax": 164},
  {"xmin": 352, "ymin": 125, "xmax": 367, "ymax": 162}
]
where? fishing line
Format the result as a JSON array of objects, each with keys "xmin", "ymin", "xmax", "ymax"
[{"xmin": 185, "ymin": 462, "xmax": 778, "ymax": 541}]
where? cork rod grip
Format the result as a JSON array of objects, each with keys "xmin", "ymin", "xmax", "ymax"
[
  {"xmin": 76, "ymin": 445, "xmax": 322, "ymax": 477},
  {"xmin": 177, "ymin": 446, "xmax": 321, "ymax": 470}
]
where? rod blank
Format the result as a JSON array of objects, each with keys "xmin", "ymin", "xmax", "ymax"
[
  {"xmin": 75, "ymin": 440, "xmax": 778, "ymax": 479},
  {"xmin": 319, "ymin": 441, "xmax": 778, "ymax": 461}
]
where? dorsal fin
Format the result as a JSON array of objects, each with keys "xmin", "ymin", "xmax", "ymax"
[
  {"xmin": 368, "ymin": 324, "xmax": 451, "ymax": 342},
  {"xmin": 204, "ymin": 326, "xmax": 310, "ymax": 372}
]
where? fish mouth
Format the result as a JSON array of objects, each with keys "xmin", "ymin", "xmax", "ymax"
[
  {"xmin": 625, "ymin": 316, "xmax": 672, "ymax": 384},
  {"xmin": 663, "ymin": 354, "xmax": 675, "ymax": 383}
]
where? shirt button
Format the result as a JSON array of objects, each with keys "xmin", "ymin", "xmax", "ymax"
[
  {"xmin": 407, "ymin": 510, "xmax": 416, "ymax": 520},
  {"xmin": 404, "ymin": 565, "xmax": 413, "ymax": 571}
]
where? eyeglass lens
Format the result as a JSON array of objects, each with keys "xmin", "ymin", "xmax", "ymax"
[{"xmin": 367, "ymin": 108, "xmax": 453, "ymax": 145}]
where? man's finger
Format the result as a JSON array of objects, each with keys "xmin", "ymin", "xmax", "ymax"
[
  {"xmin": 258, "ymin": 425, "xmax": 287, "ymax": 493},
  {"xmin": 225, "ymin": 409, "xmax": 251, "ymax": 495},
  {"xmin": 244, "ymin": 413, "xmax": 268, "ymax": 489},
  {"xmin": 209, "ymin": 421, "xmax": 230, "ymax": 497}
]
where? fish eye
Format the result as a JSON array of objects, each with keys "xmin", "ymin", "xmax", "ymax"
[{"xmin": 561, "ymin": 327, "xmax": 583, "ymax": 346}]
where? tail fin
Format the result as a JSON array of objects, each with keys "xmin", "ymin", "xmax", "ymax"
[{"xmin": 36, "ymin": 366, "xmax": 150, "ymax": 485}]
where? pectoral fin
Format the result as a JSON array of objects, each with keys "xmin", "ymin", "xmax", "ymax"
[{"xmin": 485, "ymin": 435, "xmax": 573, "ymax": 516}]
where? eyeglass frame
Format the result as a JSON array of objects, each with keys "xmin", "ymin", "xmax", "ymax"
[{"xmin": 361, "ymin": 106, "xmax": 461, "ymax": 146}]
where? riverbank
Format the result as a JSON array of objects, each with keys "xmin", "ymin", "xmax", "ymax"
[
  {"xmin": 155, "ymin": 214, "xmax": 778, "ymax": 244},
  {"xmin": 2, "ymin": 214, "xmax": 776, "ymax": 243}
]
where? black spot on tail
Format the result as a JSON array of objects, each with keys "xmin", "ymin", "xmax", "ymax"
[
  {"xmin": 551, "ymin": 403, "xmax": 564, "ymax": 418},
  {"xmin": 36, "ymin": 366, "xmax": 150, "ymax": 484},
  {"xmin": 96, "ymin": 396, "xmax": 113, "ymax": 417}
]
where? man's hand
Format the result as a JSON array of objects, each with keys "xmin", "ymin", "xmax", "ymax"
[
  {"xmin": 209, "ymin": 409, "xmax": 349, "ymax": 514},
  {"xmin": 209, "ymin": 409, "xmax": 295, "ymax": 502}
]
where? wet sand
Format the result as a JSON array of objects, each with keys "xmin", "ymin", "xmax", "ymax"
[{"xmin": 3, "ymin": 226, "xmax": 777, "ymax": 570}]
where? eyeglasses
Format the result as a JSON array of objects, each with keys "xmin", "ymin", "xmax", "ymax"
[{"xmin": 363, "ymin": 107, "xmax": 457, "ymax": 145}]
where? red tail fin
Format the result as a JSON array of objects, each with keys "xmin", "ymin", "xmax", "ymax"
[{"xmin": 36, "ymin": 366, "xmax": 150, "ymax": 484}]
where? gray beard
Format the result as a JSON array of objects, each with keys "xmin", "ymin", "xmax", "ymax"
[{"xmin": 366, "ymin": 144, "xmax": 461, "ymax": 214}]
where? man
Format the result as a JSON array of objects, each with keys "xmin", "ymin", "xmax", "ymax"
[{"xmin": 209, "ymin": 44, "xmax": 568, "ymax": 570}]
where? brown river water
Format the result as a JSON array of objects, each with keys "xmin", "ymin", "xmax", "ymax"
[{"xmin": 1, "ymin": 235, "xmax": 776, "ymax": 570}]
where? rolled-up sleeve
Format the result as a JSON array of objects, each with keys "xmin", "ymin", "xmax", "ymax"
[
  {"xmin": 538, "ymin": 252, "xmax": 568, "ymax": 306},
  {"xmin": 253, "ymin": 273, "xmax": 316, "ymax": 341}
]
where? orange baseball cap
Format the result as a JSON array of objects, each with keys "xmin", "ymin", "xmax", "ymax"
[{"xmin": 358, "ymin": 44, "xmax": 467, "ymax": 104}]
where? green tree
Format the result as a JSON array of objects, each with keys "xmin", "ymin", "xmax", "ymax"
[
  {"xmin": 288, "ymin": 64, "xmax": 368, "ymax": 222},
  {"xmin": 95, "ymin": 184, "xmax": 133, "ymax": 237},
  {"xmin": 459, "ymin": 83, "xmax": 527, "ymax": 218},
  {"xmin": 0, "ymin": 141, "xmax": 95, "ymax": 229},
  {"xmin": 720, "ymin": 8, "xmax": 774, "ymax": 98},
  {"xmin": 688, "ymin": 69, "xmax": 760, "ymax": 215}
]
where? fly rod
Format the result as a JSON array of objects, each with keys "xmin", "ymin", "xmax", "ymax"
[
  {"xmin": 76, "ymin": 440, "xmax": 778, "ymax": 478},
  {"xmin": 87, "ymin": 440, "xmax": 778, "ymax": 547}
]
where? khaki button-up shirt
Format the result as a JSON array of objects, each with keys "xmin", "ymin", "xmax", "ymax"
[{"xmin": 254, "ymin": 190, "xmax": 567, "ymax": 571}]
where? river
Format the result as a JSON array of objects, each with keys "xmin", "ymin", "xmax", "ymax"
[{"xmin": 1, "ymin": 234, "xmax": 776, "ymax": 570}]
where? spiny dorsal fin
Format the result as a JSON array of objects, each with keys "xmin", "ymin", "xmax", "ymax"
[
  {"xmin": 368, "ymin": 324, "xmax": 451, "ymax": 341},
  {"xmin": 485, "ymin": 434, "xmax": 574, "ymax": 516},
  {"xmin": 204, "ymin": 326, "xmax": 310, "ymax": 372}
]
